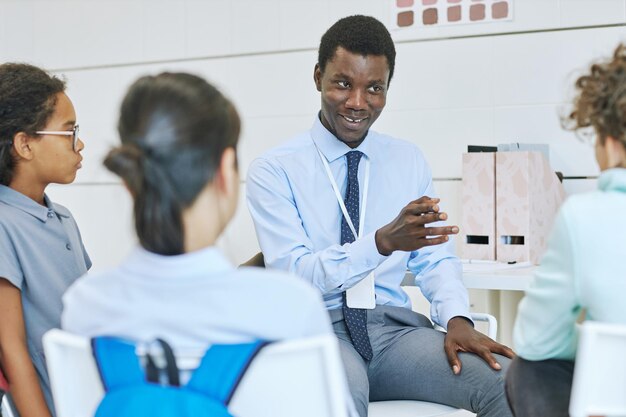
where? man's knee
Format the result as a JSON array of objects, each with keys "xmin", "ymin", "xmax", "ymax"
[
  {"xmin": 338, "ymin": 341, "xmax": 369, "ymax": 416},
  {"xmin": 460, "ymin": 352, "xmax": 512, "ymax": 417}
]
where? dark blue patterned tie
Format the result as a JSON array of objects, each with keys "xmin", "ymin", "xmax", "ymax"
[{"xmin": 341, "ymin": 151, "xmax": 373, "ymax": 361}]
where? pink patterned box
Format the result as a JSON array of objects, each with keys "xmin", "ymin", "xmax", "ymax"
[
  {"xmin": 495, "ymin": 151, "xmax": 565, "ymax": 264},
  {"xmin": 461, "ymin": 153, "xmax": 496, "ymax": 260}
]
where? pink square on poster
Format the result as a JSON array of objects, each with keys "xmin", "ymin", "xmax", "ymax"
[
  {"xmin": 397, "ymin": 0, "xmax": 414, "ymax": 7},
  {"xmin": 397, "ymin": 11, "xmax": 415, "ymax": 27},
  {"xmin": 422, "ymin": 0, "xmax": 437, "ymax": 5},
  {"xmin": 492, "ymin": 1, "xmax": 509, "ymax": 19}
]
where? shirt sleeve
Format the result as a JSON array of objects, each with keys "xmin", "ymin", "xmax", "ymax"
[
  {"xmin": 409, "ymin": 250, "xmax": 470, "ymax": 329},
  {"xmin": 0, "ymin": 222, "xmax": 24, "ymax": 290},
  {"xmin": 513, "ymin": 206, "xmax": 580, "ymax": 361},
  {"xmin": 406, "ymin": 154, "xmax": 471, "ymax": 328},
  {"xmin": 246, "ymin": 157, "xmax": 388, "ymax": 296}
]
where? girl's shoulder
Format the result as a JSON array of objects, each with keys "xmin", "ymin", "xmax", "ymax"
[{"xmin": 234, "ymin": 267, "xmax": 321, "ymax": 299}]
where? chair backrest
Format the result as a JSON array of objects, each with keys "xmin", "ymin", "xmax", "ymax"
[
  {"xmin": 0, "ymin": 367, "xmax": 18, "ymax": 417},
  {"xmin": 43, "ymin": 329, "xmax": 349, "ymax": 417},
  {"xmin": 569, "ymin": 321, "xmax": 626, "ymax": 417},
  {"xmin": 239, "ymin": 252, "xmax": 265, "ymax": 268},
  {"xmin": 401, "ymin": 286, "xmax": 497, "ymax": 339},
  {"xmin": 0, "ymin": 367, "xmax": 7, "ymax": 392},
  {"xmin": 1, "ymin": 394, "xmax": 17, "ymax": 417}
]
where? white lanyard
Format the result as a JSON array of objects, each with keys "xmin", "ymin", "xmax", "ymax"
[{"xmin": 314, "ymin": 143, "xmax": 370, "ymax": 241}]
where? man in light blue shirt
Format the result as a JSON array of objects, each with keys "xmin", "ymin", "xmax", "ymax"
[{"xmin": 247, "ymin": 15, "xmax": 513, "ymax": 417}]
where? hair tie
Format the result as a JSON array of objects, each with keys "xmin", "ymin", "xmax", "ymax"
[{"xmin": 130, "ymin": 140, "xmax": 155, "ymax": 159}]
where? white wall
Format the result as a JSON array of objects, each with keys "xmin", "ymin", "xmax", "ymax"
[{"xmin": 3, "ymin": 0, "xmax": 625, "ymax": 275}]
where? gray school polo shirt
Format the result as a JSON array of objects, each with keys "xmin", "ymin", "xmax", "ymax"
[{"xmin": 0, "ymin": 184, "xmax": 91, "ymax": 413}]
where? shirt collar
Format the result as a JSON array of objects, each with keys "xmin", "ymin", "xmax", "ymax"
[
  {"xmin": 0, "ymin": 185, "xmax": 68, "ymax": 222},
  {"xmin": 598, "ymin": 168, "xmax": 626, "ymax": 193},
  {"xmin": 310, "ymin": 113, "xmax": 374, "ymax": 162},
  {"xmin": 122, "ymin": 245, "xmax": 234, "ymax": 279}
]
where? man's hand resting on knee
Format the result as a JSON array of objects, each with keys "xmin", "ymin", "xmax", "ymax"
[{"xmin": 445, "ymin": 316, "xmax": 515, "ymax": 375}]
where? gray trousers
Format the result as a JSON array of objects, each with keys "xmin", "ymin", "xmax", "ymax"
[
  {"xmin": 505, "ymin": 357, "xmax": 574, "ymax": 417},
  {"xmin": 329, "ymin": 305, "xmax": 512, "ymax": 417}
]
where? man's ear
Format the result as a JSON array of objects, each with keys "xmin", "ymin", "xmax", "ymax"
[
  {"xmin": 314, "ymin": 64, "xmax": 322, "ymax": 92},
  {"xmin": 12, "ymin": 132, "xmax": 34, "ymax": 161},
  {"xmin": 216, "ymin": 147, "xmax": 238, "ymax": 196}
]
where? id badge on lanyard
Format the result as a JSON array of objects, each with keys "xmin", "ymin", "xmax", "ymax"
[{"xmin": 315, "ymin": 143, "xmax": 376, "ymax": 309}]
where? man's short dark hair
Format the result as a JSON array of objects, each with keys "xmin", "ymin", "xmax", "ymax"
[{"xmin": 318, "ymin": 15, "xmax": 396, "ymax": 84}]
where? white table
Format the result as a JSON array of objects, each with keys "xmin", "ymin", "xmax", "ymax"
[
  {"xmin": 461, "ymin": 263, "xmax": 536, "ymax": 345},
  {"xmin": 462, "ymin": 263, "xmax": 535, "ymax": 291}
]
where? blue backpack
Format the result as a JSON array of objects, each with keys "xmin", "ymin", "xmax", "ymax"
[{"xmin": 91, "ymin": 337, "xmax": 268, "ymax": 417}]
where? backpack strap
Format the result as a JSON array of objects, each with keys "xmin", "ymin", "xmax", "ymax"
[
  {"xmin": 92, "ymin": 337, "xmax": 146, "ymax": 390},
  {"xmin": 187, "ymin": 341, "xmax": 269, "ymax": 404},
  {"xmin": 154, "ymin": 338, "xmax": 180, "ymax": 387}
]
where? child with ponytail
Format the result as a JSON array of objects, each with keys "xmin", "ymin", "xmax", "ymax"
[{"xmin": 62, "ymin": 72, "xmax": 334, "ymax": 355}]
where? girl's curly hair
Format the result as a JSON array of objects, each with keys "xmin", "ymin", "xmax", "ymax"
[
  {"xmin": 0, "ymin": 63, "xmax": 66, "ymax": 185},
  {"xmin": 567, "ymin": 44, "xmax": 626, "ymax": 146}
]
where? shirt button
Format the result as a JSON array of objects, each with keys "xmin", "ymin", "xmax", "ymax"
[
  {"xmin": 47, "ymin": 211, "xmax": 54, "ymax": 218},
  {"xmin": 66, "ymin": 244, "xmax": 71, "ymax": 251}
]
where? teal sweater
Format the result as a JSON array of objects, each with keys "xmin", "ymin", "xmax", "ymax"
[{"xmin": 514, "ymin": 168, "xmax": 626, "ymax": 361}]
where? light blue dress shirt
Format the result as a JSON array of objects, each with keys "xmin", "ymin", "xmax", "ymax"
[
  {"xmin": 514, "ymin": 168, "xmax": 626, "ymax": 361},
  {"xmin": 246, "ymin": 116, "xmax": 470, "ymax": 328}
]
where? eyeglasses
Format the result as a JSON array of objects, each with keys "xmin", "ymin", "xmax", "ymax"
[
  {"xmin": 574, "ymin": 125, "xmax": 597, "ymax": 146},
  {"xmin": 35, "ymin": 124, "xmax": 80, "ymax": 151}
]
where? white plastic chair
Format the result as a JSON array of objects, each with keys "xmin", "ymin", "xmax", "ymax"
[
  {"xmin": 43, "ymin": 329, "xmax": 350, "ymax": 417},
  {"xmin": 569, "ymin": 321, "xmax": 626, "ymax": 417},
  {"xmin": 0, "ymin": 367, "xmax": 17, "ymax": 417},
  {"xmin": 368, "ymin": 286, "xmax": 497, "ymax": 417},
  {"xmin": 1, "ymin": 394, "xmax": 17, "ymax": 417}
]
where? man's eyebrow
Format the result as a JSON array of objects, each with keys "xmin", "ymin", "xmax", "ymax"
[
  {"xmin": 332, "ymin": 72, "xmax": 352, "ymax": 79},
  {"xmin": 62, "ymin": 120, "xmax": 76, "ymax": 127}
]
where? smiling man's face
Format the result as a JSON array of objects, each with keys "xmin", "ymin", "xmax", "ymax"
[{"xmin": 314, "ymin": 47, "xmax": 390, "ymax": 148}]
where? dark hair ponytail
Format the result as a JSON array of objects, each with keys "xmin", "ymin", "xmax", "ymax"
[
  {"xmin": 105, "ymin": 73, "xmax": 240, "ymax": 255},
  {"xmin": 104, "ymin": 144, "xmax": 183, "ymax": 255}
]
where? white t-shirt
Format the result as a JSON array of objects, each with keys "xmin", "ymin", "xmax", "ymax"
[{"xmin": 62, "ymin": 246, "xmax": 333, "ymax": 349}]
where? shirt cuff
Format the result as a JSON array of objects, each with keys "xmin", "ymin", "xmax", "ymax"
[
  {"xmin": 339, "ymin": 231, "xmax": 388, "ymax": 289},
  {"xmin": 351, "ymin": 231, "xmax": 388, "ymax": 269},
  {"xmin": 439, "ymin": 308, "xmax": 473, "ymax": 330}
]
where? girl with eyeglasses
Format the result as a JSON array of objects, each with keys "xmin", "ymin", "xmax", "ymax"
[{"xmin": 0, "ymin": 63, "xmax": 90, "ymax": 417}]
